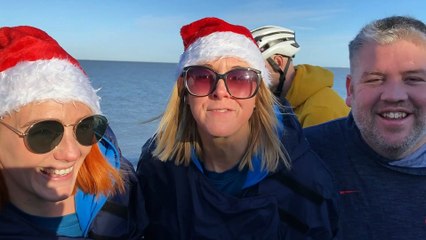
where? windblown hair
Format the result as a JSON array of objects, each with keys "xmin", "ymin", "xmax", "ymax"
[
  {"xmin": 152, "ymin": 74, "xmax": 290, "ymax": 172},
  {"xmin": 349, "ymin": 16, "xmax": 426, "ymax": 72},
  {"xmin": 0, "ymin": 144, "xmax": 124, "ymax": 208},
  {"xmin": 76, "ymin": 143, "xmax": 124, "ymax": 196}
]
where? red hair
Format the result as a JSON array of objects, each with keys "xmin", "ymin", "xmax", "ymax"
[{"xmin": 76, "ymin": 144, "xmax": 124, "ymax": 196}]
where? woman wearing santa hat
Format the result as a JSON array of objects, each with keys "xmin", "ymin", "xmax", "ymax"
[
  {"xmin": 137, "ymin": 17, "xmax": 338, "ymax": 239},
  {"xmin": 0, "ymin": 26, "xmax": 147, "ymax": 238}
]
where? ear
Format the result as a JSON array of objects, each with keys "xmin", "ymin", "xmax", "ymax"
[
  {"xmin": 345, "ymin": 74, "xmax": 353, "ymax": 107},
  {"xmin": 272, "ymin": 55, "xmax": 286, "ymax": 69}
]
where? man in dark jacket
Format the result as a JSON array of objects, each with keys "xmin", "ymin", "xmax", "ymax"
[{"xmin": 304, "ymin": 16, "xmax": 426, "ymax": 240}]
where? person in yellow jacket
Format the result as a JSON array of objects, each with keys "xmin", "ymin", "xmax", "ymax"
[{"xmin": 251, "ymin": 26, "xmax": 350, "ymax": 127}]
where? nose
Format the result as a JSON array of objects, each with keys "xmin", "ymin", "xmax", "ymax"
[
  {"xmin": 53, "ymin": 128, "xmax": 82, "ymax": 162},
  {"xmin": 380, "ymin": 78, "xmax": 408, "ymax": 103},
  {"xmin": 211, "ymin": 79, "xmax": 230, "ymax": 99}
]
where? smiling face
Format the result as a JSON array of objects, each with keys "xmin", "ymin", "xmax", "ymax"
[
  {"xmin": 346, "ymin": 40, "xmax": 426, "ymax": 159},
  {"xmin": 0, "ymin": 101, "xmax": 93, "ymax": 215},
  {"xmin": 186, "ymin": 57, "xmax": 257, "ymax": 141}
]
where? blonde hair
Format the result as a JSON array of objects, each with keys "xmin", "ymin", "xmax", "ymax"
[
  {"xmin": 153, "ymin": 77, "xmax": 290, "ymax": 172},
  {"xmin": 0, "ymin": 143, "xmax": 124, "ymax": 208}
]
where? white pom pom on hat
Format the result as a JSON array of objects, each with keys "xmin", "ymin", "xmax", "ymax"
[
  {"xmin": 0, "ymin": 26, "xmax": 101, "ymax": 116},
  {"xmin": 176, "ymin": 17, "xmax": 270, "ymax": 86}
]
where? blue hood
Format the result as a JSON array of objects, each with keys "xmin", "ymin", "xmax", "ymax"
[{"xmin": 74, "ymin": 128, "xmax": 121, "ymax": 236}]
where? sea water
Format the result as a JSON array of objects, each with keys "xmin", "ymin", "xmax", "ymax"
[{"xmin": 80, "ymin": 60, "xmax": 349, "ymax": 166}]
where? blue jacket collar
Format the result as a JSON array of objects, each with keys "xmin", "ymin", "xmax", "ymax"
[{"xmin": 75, "ymin": 132, "xmax": 120, "ymax": 236}]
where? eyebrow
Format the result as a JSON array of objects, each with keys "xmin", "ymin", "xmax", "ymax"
[
  {"xmin": 362, "ymin": 69, "xmax": 426, "ymax": 77},
  {"xmin": 361, "ymin": 71, "xmax": 384, "ymax": 78},
  {"xmin": 21, "ymin": 118, "xmax": 52, "ymax": 129},
  {"xmin": 403, "ymin": 69, "xmax": 426, "ymax": 75},
  {"xmin": 203, "ymin": 64, "xmax": 249, "ymax": 70},
  {"xmin": 21, "ymin": 116, "xmax": 66, "ymax": 129}
]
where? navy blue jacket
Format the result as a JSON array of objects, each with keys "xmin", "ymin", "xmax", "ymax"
[
  {"xmin": 304, "ymin": 114, "xmax": 426, "ymax": 240},
  {"xmin": 0, "ymin": 127, "xmax": 148, "ymax": 239},
  {"xmin": 137, "ymin": 103, "xmax": 338, "ymax": 240}
]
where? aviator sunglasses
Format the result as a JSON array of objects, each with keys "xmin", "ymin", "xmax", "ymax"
[
  {"xmin": 182, "ymin": 65, "xmax": 261, "ymax": 99},
  {"xmin": 0, "ymin": 115, "xmax": 108, "ymax": 154}
]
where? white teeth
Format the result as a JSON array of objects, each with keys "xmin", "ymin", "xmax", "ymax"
[
  {"xmin": 41, "ymin": 166, "xmax": 74, "ymax": 176},
  {"xmin": 210, "ymin": 109, "xmax": 227, "ymax": 112},
  {"xmin": 382, "ymin": 112, "xmax": 407, "ymax": 119}
]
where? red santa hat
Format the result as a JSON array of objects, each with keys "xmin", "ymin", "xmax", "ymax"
[
  {"xmin": 177, "ymin": 17, "xmax": 270, "ymax": 85},
  {"xmin": 0, "ymin": 26, "xmax": 101, "ymax": 116}
]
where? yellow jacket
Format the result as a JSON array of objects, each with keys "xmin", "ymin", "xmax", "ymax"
[{"xmin": 286, "ymin": 64, "xmax": 350, "ymax": 127}]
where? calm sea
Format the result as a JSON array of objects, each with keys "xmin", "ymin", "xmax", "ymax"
[{"xmin": 80, "ymin": 60, "xmax": 349, "ymax": 166}]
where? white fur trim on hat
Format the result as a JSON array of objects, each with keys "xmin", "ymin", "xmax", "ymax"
[
  {"xmin": 0, "ymin": 59, "xmax": 101, "ymax": 116},
  {"xmin": 176, "ymin": 32, "xmax": 271, "ymax": 86}
]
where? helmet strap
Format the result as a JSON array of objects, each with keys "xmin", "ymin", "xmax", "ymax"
[{"xmin": 267, "ymin": 56, "xmax": 291, "ymax": 98}]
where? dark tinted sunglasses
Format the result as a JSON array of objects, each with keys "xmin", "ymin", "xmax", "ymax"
[
  {"xmin": 0, "ymin": 115, "xmax": 108, "ymax": 154},
  {"xmin": 182, "ymin": 65, "xmax": 261, "ymax": 99}
]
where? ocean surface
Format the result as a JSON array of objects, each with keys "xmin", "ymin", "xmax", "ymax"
[{"xmin": 80, "ymin": 60, "xmax": 349, "ymax": 166}]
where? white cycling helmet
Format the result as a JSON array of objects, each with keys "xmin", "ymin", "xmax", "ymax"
[{"xmin": 251, "ymin": 25, "xmax": 300, "ymax": 59}]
